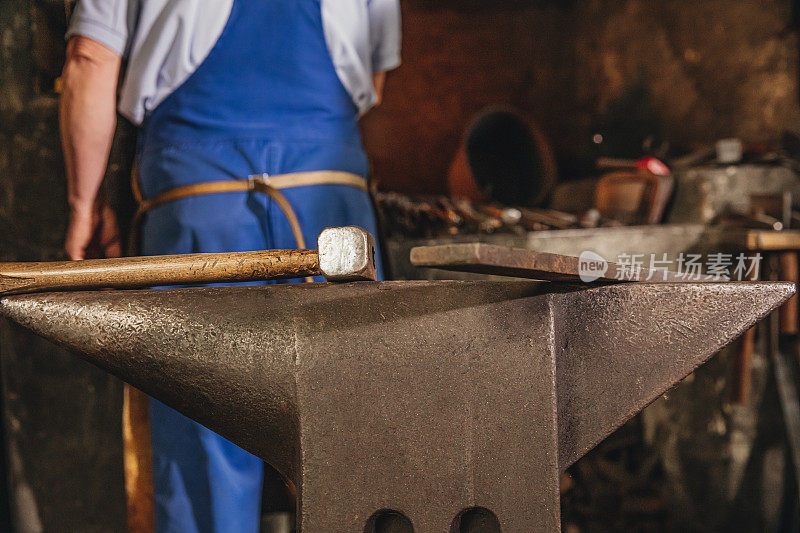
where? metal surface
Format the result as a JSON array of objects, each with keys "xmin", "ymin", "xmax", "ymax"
[
  {"xmin": 0, "ymin": 280, "xmax": 791, "ymax": 531},
  {"xmin": 317, "ymin": 226, "xmax": 377, "ymax": 282},
  {"xmin": 390, "ymin": 225, "xmax": 800, "ymax": 283},
  {"xmin": 667, "ymin": 165, "xmax": 800, "ymax": 224},
  {"xmin": 387, "ymin": 224, "xmax": 718, "ymax": 282},
  {"xmin": 552, "ymin": 282, "xmax": 792, "ymax": 469},
  {"xmin": 0, "ymin": 227, "xmax": 377, "ymax": 295},
  {"xmin": 410, "ymin": 243, "xmax": 701, "ymax": 282}
]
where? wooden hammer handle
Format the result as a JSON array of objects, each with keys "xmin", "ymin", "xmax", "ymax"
[{"xmin": 0, "ymin": 249, "xmax": 320, "ymax": 295}]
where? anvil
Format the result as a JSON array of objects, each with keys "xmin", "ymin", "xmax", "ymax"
[{"xmin": 0, "ymin": 280, "xmax": 793, "ymax": 531}]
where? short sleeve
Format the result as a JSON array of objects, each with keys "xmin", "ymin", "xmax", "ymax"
[
  {"xmin": 66, "ymin": 0, "xmax": 138, "ymax": 57},
  {"xmin": 367, "ymin": 0, "xmax": 401, "ymax": 72}
]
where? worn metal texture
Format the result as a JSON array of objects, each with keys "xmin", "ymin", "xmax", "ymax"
[
  {"xmin": 552, "ymin": 282, "xmax": 792, "ymax": 471},
  {"xmin": 388, "ymin": 224, "xmax": 724, "ymax": 282},
  {"xmin": 0, "ymin": 280, "xmax": 793, "ymax": 531},
  {"xmin": 409, "ymin": 242, "xmax": 703, "ymax": 282},
  {"xmin": 0, "ymin": 281, "xmax": 562, "ymax": 531},
  {"xmin": 391, "ymin": 225, "xmax": 800, "ymax": 283},
  {"xmin": 317, "ymin": 226, "xmax": 378, "ymax": 281},
  {"xmin": 668, "ymin": 166, "xmax": 800, "ymax": 225}
]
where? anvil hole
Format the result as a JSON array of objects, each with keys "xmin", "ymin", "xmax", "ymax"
[
  {"xmin": 364, "ymin": 509, "xmax": 414, "ymax": 533},
  {"xmin": 451, "ymin": 507, "xmax": 501, "ymax": 533}
]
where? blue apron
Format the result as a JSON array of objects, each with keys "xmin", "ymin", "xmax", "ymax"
[{"xmin": 135, "ymin": 1, "xmax": 383, "ymax": 531}]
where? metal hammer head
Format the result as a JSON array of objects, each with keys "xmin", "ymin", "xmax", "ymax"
[{"xmin": 317, "ymin": 226, "xmax": 377, "ymax": 282}]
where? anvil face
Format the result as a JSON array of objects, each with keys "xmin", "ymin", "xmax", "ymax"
[{"xmin": 0, "ymin": 281, "xmax": 793, "ymax": 532}]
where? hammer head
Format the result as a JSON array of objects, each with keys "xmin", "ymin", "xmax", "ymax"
[{"xmin": 317, "ymin": 227, "xmax": 377, "ymax": 282}]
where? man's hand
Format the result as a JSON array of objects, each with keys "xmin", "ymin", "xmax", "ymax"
[
  {"xmin": 60, "ymin": 36, "xmax": 122, "ymax": 259},
  {"xmin": 65, "ymin": 202, "xmax": 121, "ymax": 260},
  {"xmin": 372, "ymin": 71, "xmax": 386, "ymax": 107}
]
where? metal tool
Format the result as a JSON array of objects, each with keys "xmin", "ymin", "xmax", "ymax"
[
  {"xmin": 409, "ymin": 242, "xmax": 714, "ymax": 282},
  {"xmin": 0, "ymin": 280, "xmax": 792, "ymax": 531},
  {"xmin": 0, "ymin": 226, "xmax": 376, "ymax": 295}
]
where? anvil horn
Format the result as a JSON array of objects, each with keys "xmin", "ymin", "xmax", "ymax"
[
  {"xmin": 0, "ymin": 281, "xmax": 793, "ymax": 531},
  {"xmin": 550, "ymin": 282, "xmax": 793, "ymax": 471}
]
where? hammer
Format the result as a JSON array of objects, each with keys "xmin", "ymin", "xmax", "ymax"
[{"xmin": 0, "ymin": 226, "xmax": 377, "ymax": 296}]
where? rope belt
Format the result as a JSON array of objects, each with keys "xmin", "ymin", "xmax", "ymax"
[{"xmin": 130, "ymin": 170, "xmax": 368, "ymax": 282}]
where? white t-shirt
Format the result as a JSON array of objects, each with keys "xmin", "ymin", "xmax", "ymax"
[{"xmin": 67, "ymin": 0, "xmax": 402, "ymax": 124}]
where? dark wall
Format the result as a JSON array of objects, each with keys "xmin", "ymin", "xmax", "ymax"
[
  {"xmin": 0, "ymin": 2, "xmax": 131, "ymax": 531},
  {"xmin": 362, "ymin": 0, "xmax": 800, "ymax": 194}
]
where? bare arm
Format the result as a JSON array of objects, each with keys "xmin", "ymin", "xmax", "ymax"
[
  {"xmin": 60, "ymin": 36, "xmax": 122, "ymax": 259},
  {"xmin": 366, "ymin": 0, "xmax": 400, "ymax": 109},
  {"xmin": 372, "ymin": 71, "xmax": 386, "ymax": 107}
]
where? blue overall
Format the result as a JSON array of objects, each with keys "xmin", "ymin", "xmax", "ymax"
[{"xmin": 135, "ymin": 1, "xmax": 383, "ymax": 531}]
